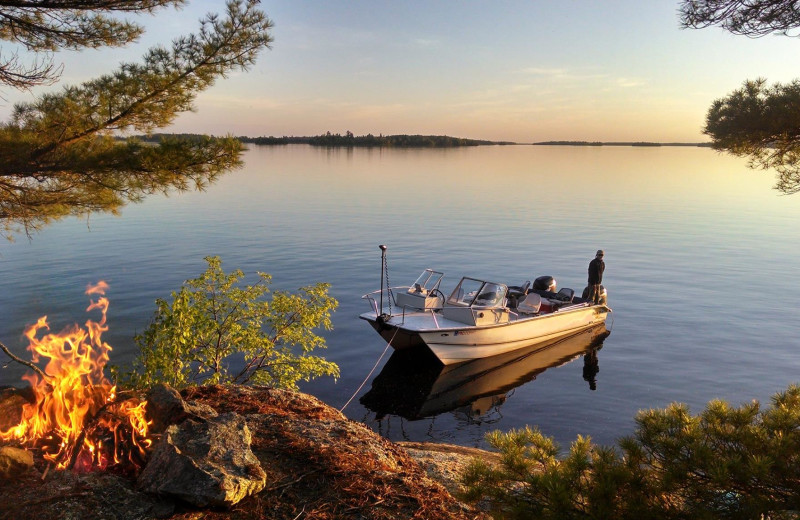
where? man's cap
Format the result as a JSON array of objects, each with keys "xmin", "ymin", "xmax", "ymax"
[{"xmin": 596, "ymin": 250, "xmax": 604, "ymax": 257}]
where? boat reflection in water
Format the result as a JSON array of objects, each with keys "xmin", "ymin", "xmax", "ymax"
[{"xmin": 360, "ymin": 324, "xmax": 610, "ymax": 422}]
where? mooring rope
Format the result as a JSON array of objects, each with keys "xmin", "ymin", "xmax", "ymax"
[{"xmin": 339, "ymin": 327, "xmax": 398, "ymax": 413}]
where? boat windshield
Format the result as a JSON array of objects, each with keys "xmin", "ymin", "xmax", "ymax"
[
  {"xmin": 447, "ymin": 278, "xmax": 508, "ymax": 307},
  {"xmin": 408, "ymin": 269, "xmax": 444, "ymax": 294}
]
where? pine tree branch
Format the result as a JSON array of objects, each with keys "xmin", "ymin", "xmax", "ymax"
[
  {"xmin": 0, "ymin": 1, "xmax": 271, "ymax": 238},
  {"xmin": 24, "ymin": 1, "xmax": 271, "ymax": 155}
]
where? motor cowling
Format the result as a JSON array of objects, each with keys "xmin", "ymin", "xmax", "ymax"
[
  {"xmin": 581, "ymin": 285, "xmax": 608, "ymax": 305},
  {"xmin": 533, "ymin": 275, "xmax": 556, "ymax": 293}
]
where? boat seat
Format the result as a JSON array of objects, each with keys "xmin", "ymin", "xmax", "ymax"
[
  {"xmin": 508, "ymin": 280, "xmax": 530, "ymax": 295},
  {"xmin": 516, "ymin": 293, "xmax": 541, "ymax": 314},
  {"xmin": 507, "ymin": 281, "xmax": 531, "ymax": 309},
  {"xmin": 555, "ymin": 287, "xmax": 574, "ymax": 302}
]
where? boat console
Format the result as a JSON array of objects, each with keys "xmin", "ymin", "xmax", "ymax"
[
  {"xmin": 393, "ymin": 269, "xmax": 445, "ymax": 310},
  {"xmin": 442, "ymin": 277, "xmax": 510, "ymax": 326}
]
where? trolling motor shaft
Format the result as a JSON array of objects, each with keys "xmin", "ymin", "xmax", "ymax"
[{"xmin": 378, "ymin": 245, "xmax": 387, "ymax": 315}]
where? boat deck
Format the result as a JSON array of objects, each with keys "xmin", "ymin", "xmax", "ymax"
[{"xmin": 360, "ymin": 299, "xmax": 594, "ymax": 333}]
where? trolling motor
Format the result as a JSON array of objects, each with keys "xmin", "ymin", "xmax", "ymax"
[
  {"xmin": 378, "ymin": 244, "xmax": 387, "ymax": 315},
  {"xmin": 376, "ymin": 245, "xmax": 392, "ymax": 327}
]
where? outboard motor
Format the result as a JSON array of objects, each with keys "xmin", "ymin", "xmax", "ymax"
[
  {"xmin": 581, "ymin": 285, "xmax": 608, "ymax": 305},
  {"xmin": 533, "ymin": 275, "xmax": 556, "ymax": 293}
]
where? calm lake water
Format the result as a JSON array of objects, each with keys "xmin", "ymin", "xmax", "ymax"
[{"xmin": 1, "ymin": 144, "xmax": 799, "ymax": 450}]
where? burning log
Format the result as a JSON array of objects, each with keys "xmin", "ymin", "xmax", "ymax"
[
  {"xmin": 0, "ymin": 282, "xmax": 151, "ymax": 474},
  {"xmin": 66, "ymin": 396, "xmax": 151, "ymax": 473}
]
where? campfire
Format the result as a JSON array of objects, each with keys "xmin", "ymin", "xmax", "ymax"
[{"xmin": 0, "ymin": 282, "xmax": 151, "ymax": 473}]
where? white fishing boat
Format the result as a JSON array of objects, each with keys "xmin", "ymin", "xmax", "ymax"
[{"xmin": 360, "ymin": 246, "xmax": 612, "ymax": 365}]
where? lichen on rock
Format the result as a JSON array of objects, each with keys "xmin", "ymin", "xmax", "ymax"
[{"xmin": 138, "ymin": 411, "xmax": 266, "ymax": 507}]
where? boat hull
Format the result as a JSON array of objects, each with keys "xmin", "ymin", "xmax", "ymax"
[
  {"xmin": 363, "ymin": 315, "xmax": 428, "ymax": 350},
  {"xmin": 361, "ymin": 304, "xmax": 610, "ymax": 365},
  {"xmin": 360, "ymin": 324, "xmax": 610, "ymax": 419},
  {"xmin": 420, "ymin": 324, "xmax": 610, "ymax": 415}
]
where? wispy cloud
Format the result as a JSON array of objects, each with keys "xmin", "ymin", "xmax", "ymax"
[
  {"xmin": 518, "ymin": 67, "xmax": 570, "ymax": 77},
  {"xmin": 616, "ymin": 77, "xmax": 646, "ymax": 88},
  {"xmin": 510, "ymin": 84, "xmax": 533, "ymax": 93},
  {"xmin": 517, "ymin": 65, "xmax": 646, "ymax": 91},
  {"xmin": 412, "ymin": 38, "xmax": 440, "ymax": 48},
  {"xmin": 515, "ymin": 67, "xmax": 608, "ymax": 82}
]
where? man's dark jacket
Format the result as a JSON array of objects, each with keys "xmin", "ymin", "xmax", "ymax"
[{"xmin": 588, "ymin": 258, "xmax": 605, "ymax": 285}]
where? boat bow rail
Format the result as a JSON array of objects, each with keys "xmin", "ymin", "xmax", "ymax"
[
  {"xmin": 362, "ymin": 269, "xmax": 445, "ymax": 316},
  {"xmin": 361, "ymin": 291, "xmax": 442, "ymax": 328}
]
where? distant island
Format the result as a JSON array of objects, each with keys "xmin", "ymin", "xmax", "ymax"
[
  {"xmin": 129, "ymin": 133, "xmax": 711, "ymax": 148},
  {"xmin": 240, "ymin": 131, "xmax": 516, "ymax": 147}
]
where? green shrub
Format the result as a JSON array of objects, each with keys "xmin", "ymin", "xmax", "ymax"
[
  {"xmin": 462, "ymin": 385, "xmax": 800, "ymax": 520},
  {"xmin": 120, "ymin": 256, "xmax": 339, "ymax": 390}
]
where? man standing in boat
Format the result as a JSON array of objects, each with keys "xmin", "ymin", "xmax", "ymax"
[{"xmin": 587, "ymin": 250, "xmax": 605, "ymax": 303}]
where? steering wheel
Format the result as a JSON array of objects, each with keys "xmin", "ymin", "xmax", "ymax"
[{"xmin": 429, "ymin": 288, "xmax": 446, "ymax": 302}]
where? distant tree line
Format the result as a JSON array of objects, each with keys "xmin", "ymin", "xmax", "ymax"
[
  {"xmin": 131, "ymin": 134, "xmax": 710, "ymax": 149},
  {"xmin": 242, "ymin": 131, "xmax": 513, "ymax": 147},
  {"xmin": 244, "ymin": 135, "xmax": 309, "ymax": 145},
  {"xmin": 132, "ymin": 132, "xmax": 510, "ymax": 147}
]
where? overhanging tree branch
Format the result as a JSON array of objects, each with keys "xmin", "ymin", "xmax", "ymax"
[
  {"xmin": 680, "ymin": 0, "xmax": 800, "ymax": 37},
  {"xmin": 680, "ymin": 0, "xmax": 800, "ymax": 194},
  {"xmin": 0, "ymin": 0, "xmax": 273, "ymax": 238}
]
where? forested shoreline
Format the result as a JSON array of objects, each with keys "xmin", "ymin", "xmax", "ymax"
[
  {"xmin": 132, "ymin": 132, "xmax": 512, "ymax": 147},
  {"xmin": 131, "ymin": 133, "xmax": 712, "ymax": 148},
  {"xmin": 245, "ymin": 131, "xmax": 513, "ymax": 147}
]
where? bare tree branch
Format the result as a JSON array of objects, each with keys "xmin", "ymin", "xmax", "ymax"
[
  {"xmin": 680, "ymin": 0, "xmax": 800, "ymax": 37},
  {"xmin": 0, "ymin": 339, "xmax": 52, "ymax": 381}
]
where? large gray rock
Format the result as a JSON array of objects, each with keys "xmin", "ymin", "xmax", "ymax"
[
  {"xmin": 144, "ymin": 383, "xmax": 217, "ymax": 434},
  {"xmin": 0, "ymin": 446, "xmax": 34, "ymax": 478},
  {"xmin": 137, "ymin": 412, "xmax": 266, "ymax": 507}
]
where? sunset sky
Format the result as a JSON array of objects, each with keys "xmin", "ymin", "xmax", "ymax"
[{"xmin": 3, "ymin": 0, "xmax": 800, "ymax": 143}]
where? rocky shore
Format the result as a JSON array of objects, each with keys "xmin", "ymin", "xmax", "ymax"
[{"xmin": 0, "ymin": 384, "xmax": 494, "ymax": 520}]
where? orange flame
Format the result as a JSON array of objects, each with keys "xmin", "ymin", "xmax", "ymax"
[{"xmin": 0, "ymin": 282, "xmax": 150, "ymax": 471}]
